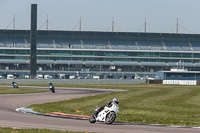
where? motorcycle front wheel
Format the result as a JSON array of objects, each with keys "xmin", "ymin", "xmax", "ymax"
[
  {"xmin": 89, "ymin": 115, "xmax": 96, "ymax": 123},
  {"xmin": 105, "ymin": 111, "xmax": 116, "ymax": 124}
]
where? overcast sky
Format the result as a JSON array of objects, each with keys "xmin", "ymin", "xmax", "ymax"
[{"xmin": 0, "ymin": 0, "xmax": 199, "ymax": 34}]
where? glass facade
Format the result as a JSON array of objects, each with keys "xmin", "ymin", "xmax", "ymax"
[{"xmin": 0, "ymin": 49, "xmax": 200, "ymax": 63}]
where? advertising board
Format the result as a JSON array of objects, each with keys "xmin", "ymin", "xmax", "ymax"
[{"xmin": 163, "ymin": 80, "xmax": 196, "ymax": 85}]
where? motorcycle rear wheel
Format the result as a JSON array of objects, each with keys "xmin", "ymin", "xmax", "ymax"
[
  {"xmin": 105, "ymin": 111, "xmax": 116, "ymax": 124},
  {"xmin": 89, "ymin": 115, "xmax": 96, "ymax": 123},
  {"xmin": 49, "ymin": 88, "xmax": 55, "ymax": 93}
]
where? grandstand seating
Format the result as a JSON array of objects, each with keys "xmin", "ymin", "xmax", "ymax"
[
  {"xmin": 194, "ymin": 63, "xmax": 200, "ymax": 66},
  {"xmin": 0, "ymin": 43, "xmax": 5, "ymax": 47},
  {"xmin": 71, "ymin": 44, "xmax": 82, "ymax": 49},
  {"xmin": 37, "ymin": 43, "xmax": 54, "ymax": 48},
  {"xmin": 137, "ymin": 41, "xmax": 163, "ymax": 50},
  {"xmin": 1, "ymin": 37, "xmax": 200, "ymax": 52},
  {"xmin": 127, "ymin": 45, "xmax": 137, "ymax": 50},
  {"xmin": 190, "ymin": 42, "xmax": 200, "ymax": 51},
  {"xmin": 164, "ymin": 41, "xmax": 191, "ymax": 51},
  {"xmin": 84, "ymin": 44, "xmax": 95, "ymax": 49},
  {"xmin": 56, "ymin": 39, "xmax": 80, "ymax": 45}
]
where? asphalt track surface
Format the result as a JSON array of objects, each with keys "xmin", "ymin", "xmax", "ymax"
[{"xmin": 0, "ymin": 86, "xmax": 199, "ymax": 133}]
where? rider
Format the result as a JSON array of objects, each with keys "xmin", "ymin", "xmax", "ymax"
[
  {"xmin": 12, "ymin": 81, "xmax": 17, "ymax": 86},
  {"xmin": 94, "ymin": 98, "xmax": 119, "ymax": 117},
  {"xmin": 49, "ymin": 82, "xmax": 53, "ymax": 86}
]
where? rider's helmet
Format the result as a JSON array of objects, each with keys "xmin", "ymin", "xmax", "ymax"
[
  {"xmin": 113, "ymin": 98, "xmax": 119, "ymax": 104},
  {"xmin": 49, "ymin": 82, "xmax": 51, "ymax": 84}
]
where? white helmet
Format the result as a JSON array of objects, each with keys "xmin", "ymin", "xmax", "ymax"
[{"xmin": 113, "ymin": 98, "xmax": 119, "ymax": 104}]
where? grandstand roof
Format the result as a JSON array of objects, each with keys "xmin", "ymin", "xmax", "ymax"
[{"xmin": 1, "ymin": 29, "xmax": 200, "ymax": 42}]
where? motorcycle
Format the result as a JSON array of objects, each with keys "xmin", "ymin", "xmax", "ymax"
[
  {"xmin": 49, "ymin": 84, "xmax": 55, "ymax": 93},
  {"xmin": 12, "ymin": 83, "xmax": 19, "ymax": 88},
  {"xmin": 89, "ymin": 102, "xmax": 119, "ymax": 124}
]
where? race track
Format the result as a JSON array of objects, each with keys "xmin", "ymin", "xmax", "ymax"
[{"xmin": 0, "ymin": 86, "xmax": 199, "ymax": 133}]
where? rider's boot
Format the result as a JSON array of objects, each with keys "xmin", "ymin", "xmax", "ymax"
[
  {"xmin": 90, "ymin": 110, "xmax": 96, "ymax": 117},
  {"xmin": 94, "ymin": 111, "xmax": 99, "ymax": 118}
]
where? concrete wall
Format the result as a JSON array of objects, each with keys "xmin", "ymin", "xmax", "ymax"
[{"xmin": 0, "ymin": 79, "xmax": 146, "ymax": 84}]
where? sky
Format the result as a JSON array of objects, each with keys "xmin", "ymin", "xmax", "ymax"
[{"xmin": 0, "ymin": 0, "xmax": 200, "ymax": 34}]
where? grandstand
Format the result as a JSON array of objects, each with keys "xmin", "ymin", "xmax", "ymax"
[{"xmin": 0, "ymin": 29, "xmax": 200, "ymax": 73}]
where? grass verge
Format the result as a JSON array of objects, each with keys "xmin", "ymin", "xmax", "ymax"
[
  {"xmin": 0, "ymin": 127, "xmax": 88, "ymax": 133},
  {"xmin": 0, "ymin": 87, "xmax": 48, "ymax": 94},
  {"xmin": 28, "ymin": 84, "xmax": 200, "ymax": 127}
]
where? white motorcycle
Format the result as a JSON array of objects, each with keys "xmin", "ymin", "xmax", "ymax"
[{"xmin": 89, "ymin": 103, "xmax": 119, "ymax": 124}]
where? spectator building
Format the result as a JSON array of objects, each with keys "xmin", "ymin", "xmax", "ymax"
[{"xmin": 0, "ymin": 30, "xmax": 200, "ymax": 73}]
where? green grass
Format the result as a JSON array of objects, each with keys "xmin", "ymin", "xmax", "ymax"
[
  {"xmin": 0, "ymin": 86, "xmax": 48, "ymax": 94},
  {"xmin": 28, "ymin": 84, "xmax": 200, "ymax": 127},
  {"xmin": 0, "ymin": 127, "xmax": 88, "ymax": 133}
]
